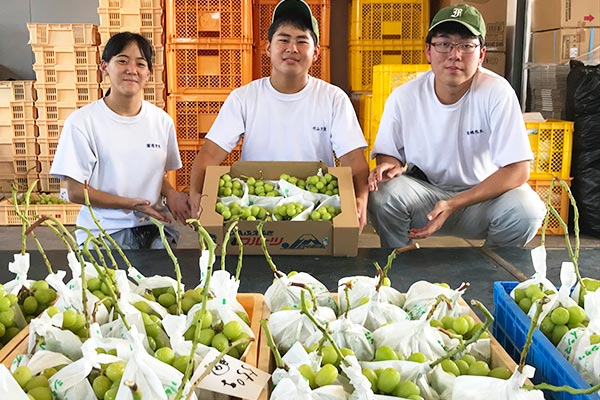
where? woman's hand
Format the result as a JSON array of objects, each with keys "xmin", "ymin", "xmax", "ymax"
[
  {"xmin": 131, "ymin": 198, "xmax": 171, "ymax": 223},
  {"xmin": 368, "ymin": 162, "xmax": 404, "ymax": 191},
  {"xmin": 165, "ymin": 190, "xmax": 191, "ymax": 224}
]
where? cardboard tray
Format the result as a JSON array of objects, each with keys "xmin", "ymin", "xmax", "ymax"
[
  {"xmin": 200, "ymin": 161, "xmax": 360, "ymax": 257},
  {"xmin": 0, "ymin": 293, "xmax": 264, "ymax": 371},
  {"xmin": 256, "ymin": 295, "xmax": 524, "ymax": 400}
]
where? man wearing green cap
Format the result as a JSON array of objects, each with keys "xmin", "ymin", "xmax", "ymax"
[
  {"xmin": 189, "ymin": 0, "xmax": 369, "ymax": 231},
  {"xmin": 368, "ymin": 4, "xmax": 546, "ymax": 248}
]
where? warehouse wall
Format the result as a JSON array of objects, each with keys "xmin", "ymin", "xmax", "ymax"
[{"xmin": 0, "ymin": 0, "xmax": 99, "ymax": 80}]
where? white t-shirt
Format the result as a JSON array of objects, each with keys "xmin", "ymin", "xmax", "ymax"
[
  {"xmin": 372, "ymin": 68, "xmax": 532, "ymax": 191},
  {"xmin": 50, "ymin": 99, "xmax": 182, "ymax": 244},
  {"xmin": 206, "ymin": 76, "xmax": 367, "ymax": 166}
]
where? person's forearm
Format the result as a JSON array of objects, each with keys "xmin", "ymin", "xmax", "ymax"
[
  {"xmin": 189, "ymin": 140, "xmax": 228, "ymax": 195},
  {"xmin": 447, "ymin": 161, "xmax": 530, "ymax": 211},
  {"xmin": 375, "ymin": 154, "xmax": 404, "ymax": 168},
  {"xmin": 66, "ymin": 178, "xmax": 138, "ymax": 210},
  {"xmin": 161, "ymin": 176, "xmax": 177, "ymax": 198}
]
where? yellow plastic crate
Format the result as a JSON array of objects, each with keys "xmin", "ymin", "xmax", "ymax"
[
  {"xmin": 349, "ymin": 0, "xmax": 429, "ymax": 42},
  {"xmin": 526, "ymin": 120, "xmax": 573, "ymax": 180},
  {"xmin": 529, "ymin": 178, "xmax": 571, "ymax": 235},
  {"xmin": 358, "ymin": 93, "xmax": 376, "ymax": 169},
  {"xmin": 0, "ymin": 201, "xmax": 81, "ymax": 226},
  {"xmin": 372, "ymin": 63, "xmax": 430, "ymax": 122},
  {"xmin": 348, "ymin": 39, "xmax": 426, "ymax": 91}
]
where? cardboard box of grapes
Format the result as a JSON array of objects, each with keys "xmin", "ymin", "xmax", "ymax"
[
  {"xmin": 200, "ymin": 161, "xmax": 360, "ymax": 257},
  {"xmin": 493, "ymin": 282, "xmax": 600, "ymax": 400}
]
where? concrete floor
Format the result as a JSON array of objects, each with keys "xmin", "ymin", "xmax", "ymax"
[{"xmin": 1, "ymin": 220, "xmax": 599, "ymax": 251}]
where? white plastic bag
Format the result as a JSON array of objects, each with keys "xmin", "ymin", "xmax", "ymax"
[
  {"xmin": 346, "ymin": 297, "xmax": 410, "ymax": 332},
  {"xmin": 403, "ymin": 281, "xmax": 468, "ymax": 321},
  {"xmin": 268, "ymin": 308, "xmax": 337, "ymax": 354},
  {"xmin": 372, "ymin": 319, "xmax": 448, "ymax": 361},
  {"xmin": 272, "ymin": 195, "xmax": 315, "ymax": 221},
  {"xmin": 509, "ymin": 246, "xmax": 557, "ymax": 305},
  {"xmin": 265, "ymin": 272, "xmax": 338, "ymax": 313},
  {"xmin": 329, "ymin": 317, "xmax": 375, "ymax": 361},
  {"xmin": 270, "ymin": 366, "xmax": 350, "ymax": 400},
  {"xmin": 0, "ymin": 364, "xmax": 29, "ymax": 400},
  {"xmin": 4, "ymin": 253, "xmax": 33, "ymax": 294},
  {"xmin": 451, "ymin": 365, "xmax": 544, "ymax": 399}
]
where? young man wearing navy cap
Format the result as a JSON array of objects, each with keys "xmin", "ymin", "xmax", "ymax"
[
  {"xmin": 189, "ymin": 0, "xmax": 369, "ymax": 231},
  {"xmin": 368, "ymin": 4, "xmax": 546, "ymax": 248}
]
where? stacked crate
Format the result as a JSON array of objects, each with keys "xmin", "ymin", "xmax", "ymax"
[
  {"xmin": 28, "ymin": 23, "xmax": 102, "ymax": 193},
  {"xmin": 97, "ymin": 0, "xmax": 167, "ymax": 109},
  {"xmin": 0, "ymin": 81, "xmax": 39, "ymax": 192},
  {"xmin": 165, "ymin": 0, "xmax": 253, "ymax": 191},
  {"xmin": 348, "ymin": 0, "xmax": 429, "ymax": 92},
  {"xmin": 252, "ymin": 0, "xmax": 331, "ymax": 82}
]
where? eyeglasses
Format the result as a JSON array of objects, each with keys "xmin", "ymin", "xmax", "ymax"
[{"xmin": 430, "ymin": 42, "xmax": 480, "ymax": 54}]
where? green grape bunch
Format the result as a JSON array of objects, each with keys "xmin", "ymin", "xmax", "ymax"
[
  {"xmin": 216, "ymin": 202, "xmax": 269, "ymax": 222},
  {"xmin": 310, "ymin": 205, "xmax": 341, "ymax": 221},
  {"xmin": 279, "ymin": 173, "xmax": 307, "ymax": 190},
  {"xmin": 0, "ymin": 283, "xmax": 21, "ymax": 347},
  {"xmin": 18, "ymin": 280, "xmax": 58, "ymax": 323},
  {"xmin": 218, "ymin": 174, "xmax": 244, "ymax": 198},
  {"xmin": 245, "ymin": 176, "xmax": 279, "ymax": 197},
  {"xmin": 12, "ymin": 364, "xmax": 58, "ymax": 400},
  {"xmin": 273, "ymin": 202, "xmax": 306, "ymax": 221},
  {"xmin": 306, "ymin": 173, "xmax": 339, "ymax": 195},
  {"xmin": 12, "ymin": 192, "xmax": 67, "ymax": 205}
]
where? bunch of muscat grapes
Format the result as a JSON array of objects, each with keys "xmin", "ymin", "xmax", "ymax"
[
  {"xmin": 310, "ymin": 205, "xmax": 340, "ymax": 221},
  {"xmin": 88, "ymin": 353, "xmax": 127, "ymax": 400},
  {"xmin": 18, "ymin": 280, "xmax": 57, "ymax": 323},
  {"xmin": 306, "ymin": 173, "xmax": 339, "ymax": 195},
  {"xmin": 13, "ymin": 192, "xmax": 66, "ymax": 205},
  {"xmin": 279, "ymin": 173, "xmax": 307, "ymax": 190},
  {"xmin": 216, "ymin": 201, "xmax": 268, "ymax": 222},
  {"xmin": 273, "ymin": 202, "xmax": 305, "ymax": 221},
  {"xmin": 245, "ymin": 177, "xmax": 278, "ymax": 197},
  {"xmin": 87, "ymin": 271, "xmax": 118, "ymax": 313},
  {"xmin": 218, "ymin": 174, "xmax": 243, "ymax": 197},
  {"xmin": 361, "ymin": 366, "xmax": 422, "ymax": 398},
  {"xmin": 429, "ymin": 314, "xmax": 490, "ymax": 341},
  {"xmin": 182, "ymin": 309, "xmax": 251, "ymax": 359},
  {"xmin": 513, "ymin": 284, "xmax": 555, "ymax": 314},
  {"xmin": 0, "ymin": 284, "xmax": 21, "ymax": 348},
  {"xmin": 438, "ymin": 353, "xmax": 512, "ymax": 380},
  {"xmin": 12, "ymin": 365, "xmax": 57, "ymax": 400},
  {"xmin": 539, "ymin": 304, "xmax": 588, "ymax": 346},
  {"xmin": 297, "ymin": 343, "xmax": 352, "ymax": 390}
]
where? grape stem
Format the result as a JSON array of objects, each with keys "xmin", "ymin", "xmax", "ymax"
[
  {"xmin": 221, "ymin": 221, "xmax": 239, "ymax": 271},
  {"xmin": 429, "ymin": 300, "xmax": 493, "ymax": 368},
  {"xmin": 257, "ymin": 219, "xmax": 279, "ymax": 273},
  {"xmin": 424, "ymin": 294, "xmax": 453, "ymax": 321},
  {"xmin": 518, "ymin": 296, "xmax": 549, "ymax": 373},
  {"xmin": 11, "ymin": 181, "xmax": 37, "ymax": 256},
  {"xmin": 523, "ymin": 382, "xmax": 600, "ymax": 394},
  {"xmin": 150, "ymin": 217, "xmax": 183, "ymax": 315},
  {"xmin": 290, "ymin": 282, "xmax": 318, "ymax": 312},
  {"xmin": 341, "ymin": 283, "xmax": 351, "ymax": 317},
  {"xmin": 299, "ymin": 291, "xmax": 348, "ymax": 367},
  {"xmin": 261, "ymin": 319, "xmax": 285, "ymax": 369},
  {"xmin": 125, "ymin": 380, "xmax": 143, "ymax": 400},
  {"xmin": 233, "ymin": 227, "xmax": 244, "ymax": 281}
]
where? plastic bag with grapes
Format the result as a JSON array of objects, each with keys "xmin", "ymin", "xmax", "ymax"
[
  {"xmin": 28, "ymin": 312, "xmax": 85, "ymax": 360},
  {"xmin": 327, "ymin": 317, "xmax": 375, "ymax": 361},
  {"xmin": 0, "ymin": 364, "xmax": 29, "ymax": 400},
  {"xmin": 372, "ymin": 319, "xmax": 449, "ymax": 361},
  {"xmin": 526, "ymin": 261, "xmax": 580, "ymax": 328},
  {"xmin": 338, "ymin": 275, "xmax": 405, "ymax": 313},
  {"xmin": 270, "ymin": 366, "xmax": 350, "ymax": 400},
  {"xmin": 4, "ymin": 253, "xmax": 33, "ymax": 295},
  {"xmin": 403, "ymin": 281, "xmax": 469, "ymax": 321},
  {"xmin": 268, "ymin": 307, "xmax": 337, "ymax": 354},
  {"xmin": 219, "ymin": 177, "xmax": 249, "ymax": 206},
  {"xmin": 48, "ymin": 334, "xmax": 123, "ymax": 399},
  {"xmin": 278, "ymin": 177, "xmax": 328, "ymax": 204},
  {"xmin": 345, "ymin": 294, "xmax": 410, "ymax": 332},
  {"xmin": 557, "ymin": 290, "xmax": 600, "ymax": 384},
  {"xmin": 509, "ymin": 246, "xmax": 558, "ymax": 312},
  {"xmin": 272, "ymin": 195, "xmax": 315, "ymax": 221},
  {"xmin": 451, "ymin": 365, "xmax": 544, "ymax": 399},
  {"xmin": 265, "ymin": 271, "xmax": 338, "ymax": 314}
]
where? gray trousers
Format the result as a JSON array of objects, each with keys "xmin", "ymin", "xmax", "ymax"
[
  {"xmin": 368, "ymin": 175, "xmax": 547, "ymax": 248},
  {"xmin": 106, "ymin": 224, "xmax": 180, "ymax": 250}
]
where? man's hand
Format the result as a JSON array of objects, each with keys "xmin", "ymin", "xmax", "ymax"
[
  {"xmin": 189, "ymin": 191, "xmax": 203, "ymax": 220},
  {"xmin": 131, "ymin": 199, "xmax": 171, "ymax": 223},
  {"xmin": 368, "ymin": 162, "xmax": 404, "ymax": 191},
  {"xmin": 356, "ymin": 196, "xmax": 367, "ymax": 233},
  {"xmin": 408, "ymin": 199, "xmax": 455, "ymax": 240},
  {"xmin": 165, "ymin": 190, "xmax": 191, "ymax": 224}
]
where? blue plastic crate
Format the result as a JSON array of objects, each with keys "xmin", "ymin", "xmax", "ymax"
[{"xmin": 493, "ymin": 281, "xmax": 600, "ymax": 400}]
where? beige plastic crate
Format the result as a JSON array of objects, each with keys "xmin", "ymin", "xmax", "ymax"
[
  {"xmin": 12, "ymin": 137, "xmax": 39, "ymax": 158},
  {"xmin": 39, "ymin": 174, "xmax": 61, "ymax": 193},
  {"xmin": 38, "ymin": 137, "xmax": 59, "ymax": 158},
  {"xmin": 0, "ymin": 201, "xmax": 81, "ymax": 226},
  {"xmin": 98, "ymin": 7, "xmax": 163, "ymax": 30},
  {"xmin": 33, "ymin": 65, "xmax": 102, "ymax": 85},
  {"xmin": 11, "ymin": 120, "xmax": 38, "ymax": 139},
  {"xmin": 31, "ymin": 45, "xmax": 99, "ymax": 67},
  {"xmin": 13, "ymin": 157, "xmax": 40, "ymax": 175},
  {"xmin": 0, "ymin": 172, "xmax": 40, "ymax": 193},
  {"xmin": 0, "ymin": 81, "xmax": 36, "ymax": 103},
  {"xmin": 36, "ymin": 101, "xmax": 83, "ymax": 121},
  {"xmin": 27, "ymin": 23, "xmax": 100, "ymax": 46},
  {"xmin": 0, "ymin": 102, "xmax": 37, "ymax": 122},
  {"xmin": 98, "ymin": 0, "xmax": 163, "ymax": 11},
  {"xmin": 36, "ymin": 120, "xmax": 64, "ymax": 140},
  {"xmin": 35, "ymin": 83, "xmax": 102, "ymax": 103}
]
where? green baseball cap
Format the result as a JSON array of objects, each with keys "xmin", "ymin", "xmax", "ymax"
[
  {"xmin": 272, "ymin": 0, "xmax": 320, "ymax": 44},
  {"xmin": 429, "ymin": 4, "xmax": 486, "ymax": 40}
]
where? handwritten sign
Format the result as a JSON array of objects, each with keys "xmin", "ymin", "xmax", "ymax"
[{"xmin": 191, "ymin": 349, "xmax": 270, "ymax": 400}]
